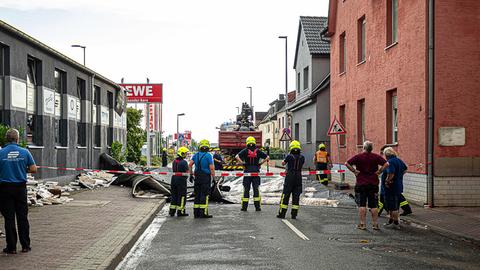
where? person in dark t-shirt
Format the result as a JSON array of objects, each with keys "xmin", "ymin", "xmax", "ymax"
[
  {"xmin": 277, "ymin": 140, "xmax": 305, "ymax": 219},
  {"xmin": 345, "ymin": 141, "xmax": 388, "ymax": 230}
]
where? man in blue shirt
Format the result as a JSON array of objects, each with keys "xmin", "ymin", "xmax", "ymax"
[
  {"xmin": 381, "ymin": 147, "xmax": 407, "ymax": 229},
  {"xmin": 0, "ymin": 129, "xmax": 37, "ymax": 254},
  {"xmin": 189, "ymin": 139, "xmax": 215, "ymax": 218}
]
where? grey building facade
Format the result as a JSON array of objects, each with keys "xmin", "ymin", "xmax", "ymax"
[
  {"xmin": 290, "ymin": 16, "xmax": 330, "ymax": 169},
  {"xmin": 0, "ymin": 20, "xmax": 126, "ymax": 184}
]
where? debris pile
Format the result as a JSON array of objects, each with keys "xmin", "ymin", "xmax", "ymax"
[{"xmin": 26, "ymin": 171, "xmax": 117, "ymax": 207}]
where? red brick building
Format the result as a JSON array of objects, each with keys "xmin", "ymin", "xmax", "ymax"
[{"xmin": 325, "ymin": 0, "xmax": 480, "ymax": 206}]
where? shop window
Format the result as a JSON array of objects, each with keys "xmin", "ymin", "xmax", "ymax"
[
  {"xmin": 339, "ymin": 32, "xmax": 346, "ymax": 73},
  {"xmin": 387, "ymin": 0, "xmax": 398, "ymax": 46},
  {"xmin": 357, "ymin": 99, "xmax": 365, "ymax": 145},
  {"xmin": 94, "ymin": 86, "xmax": 101, "ymax": 147},
  {"xmin": 339, "ymin": 105, "xmax": 346, "ymax": 146},
  {"xmin": 357, "ymin": 16, "xmax": 366, "ymax": 63},
  {"xmin": 77, "ymin": 78, "xmax": 86, "ymax": 146},
  {"xmin": 26, "ymin": 58, "xmax": 38, "ymax": 145},
  {"xmin": 54, "ymin": 69, "xmax": 67, "ymax": 146},
  {"xmin": 107, "ymin": 91, "xmax": 113, "ymax": 146}
]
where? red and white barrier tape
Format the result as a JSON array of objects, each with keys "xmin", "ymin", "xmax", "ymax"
[{"xmin": 37, "ymin": 166, "xmax": 345, "ymax": 177}]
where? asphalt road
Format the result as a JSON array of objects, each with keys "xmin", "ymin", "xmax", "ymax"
[{"xmin": 118, "ymin": 202, "xmax": 480, "ymax": 270}]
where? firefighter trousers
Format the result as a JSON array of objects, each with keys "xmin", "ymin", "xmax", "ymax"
[
  {"xmin": 193, "ymin": 173, "xmax": 211, "ymax": 218},
  {"xmin": 316, "ymin": 163, "xmax": 328, "ymax": 185},
  {"xmin": 242, "ymin": 176, "xmax": 261, "ymax": 210},
  {"xmin": 378, "ymin": 193, "xmax": 412, "ymax": 215},
  {"xmin": 170, "ymin": 176, "xmax": 187, "ymax": 216},
  {"xmin": 278, "ymin": 171, "xmax": 302, "ymax": 218}
]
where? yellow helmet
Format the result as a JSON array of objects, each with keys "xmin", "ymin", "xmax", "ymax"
[
  {"xmin": 177, "ymin": 147, "xmax": 189, "ymax": 158},
  {"xmin": 289, "ymin": 140, "xmax": 301, "ymax": 151},
  {"xmin": 199, "ymin": 139, "xmax": 210, "ymax": 149},
  {"xmin": 246, "ymin": 136, "xmax": 256, "ymax": 146},
  {"xmin": 162, "ymin": 148, "xmax": 167, "ymax": 151},
  {"xmin": 318, "ymin": 143, "xmax": 326, "ymax": 150}
]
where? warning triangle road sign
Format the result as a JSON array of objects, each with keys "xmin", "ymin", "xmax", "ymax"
[
  {"xmin": 279, "ymin": 130, "xmax": 292, "ymax": 142},
  {"xmin": 327, "ymin": 117, "xmax": 347, "ymax": 135}
]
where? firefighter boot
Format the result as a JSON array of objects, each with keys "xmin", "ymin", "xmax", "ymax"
[
  {"xmin": 193, "ymin": 208, "xmax": 201, "ymax": 219},
  {"xmin": 254, "ymin": 201, "xmax": 261, "ymax": 211},
  {"xmin": 291, "ymin": 208, "xmax": 298, "ymax": 219},
  {"xmin": 241, "ymin": 200, "xmax": 248, "ymax": 211},
  {"xmin": 177, "ymin": 210, "xmax": 189, "ymax": 217},
  {"xmin": 169, "ymin": 208, "xmax": 176, "ymax": 217},
  {"xmin": 277, "ymin": 208, "xmax": 287, "ymax": 219}
]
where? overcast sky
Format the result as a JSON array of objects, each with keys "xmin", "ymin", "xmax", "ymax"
[{"xmin": 1, "ymin": 0, "xmax": 328, "ymax": 143}]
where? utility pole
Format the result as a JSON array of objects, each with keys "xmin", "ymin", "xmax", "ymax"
[{"xmin": 146, "ymin": 78, "xmax": 151, "ymax": 167}]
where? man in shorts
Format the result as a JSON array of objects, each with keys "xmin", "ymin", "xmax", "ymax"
[
  {"xmin": 345, "ymin": 141, "xmax": 388, "ymax": 230},
  {"xmin": 382, "ymin": 147, "xmax": 407, "ymax": 229}
]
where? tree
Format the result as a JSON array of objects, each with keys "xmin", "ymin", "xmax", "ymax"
[{"xmin": 126, "ymin": 108, "xmax": 146, "ymax": 163}]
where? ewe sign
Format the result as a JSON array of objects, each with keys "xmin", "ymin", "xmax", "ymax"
[{"xmin": 120, "ymin": 83, "xmax": 163, "ymax": 103}]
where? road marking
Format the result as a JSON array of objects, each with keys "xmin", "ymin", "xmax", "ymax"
[
  {"xmin": 116, "ymin": 205, "xmax": 170, "ymax": 270},
  {"xmin": 282, "ymin": 219, "xmax": 310, "ymax": 241}
]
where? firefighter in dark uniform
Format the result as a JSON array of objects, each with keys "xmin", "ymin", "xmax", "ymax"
[
  {"xmin": 189, "ymin": 139, "xmax": 215, "ymax": 218},
  {"xmin": 277, "ymin": 140, "xmax": 305, "ymax": 219},
  {"xmin": 236, "ymin": 136, "xmax": 270, "ymax": 211},
  {"xmin": 378, "ymin": 146, "xmax": 413, "ymax": 216},
  {"xmin": 212, "ymin": 148, "xmax": 223, "ymax": 171},
  {"xmin": 313, "ymin": 143, "xmax": 332, "ymax": 186},
  {"xmin": 169, "ymin": 147, "xmax": 190, "ymax": 217},
  {"xmin": 161, "ymin": 148, "xmax": 168, "ymax": 167}
]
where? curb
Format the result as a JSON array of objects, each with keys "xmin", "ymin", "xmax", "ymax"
[
  {"xmin": 401, "ymin": 215, "xmax": 480, "ymax": 247},
  {"xmin": 105, "ymin": 199, "xmax": 166, "ymax": 270}
]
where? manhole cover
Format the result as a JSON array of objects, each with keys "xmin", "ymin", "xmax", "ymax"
[{"xmin": 66, "ymin": 200, "xmax": 111, "ymax": 207}]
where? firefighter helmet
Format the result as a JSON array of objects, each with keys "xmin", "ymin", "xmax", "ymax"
[
  {"xmin": 289, "ymin": 140, "xmax": 302, "ymax": 151},
  {"xmin": 199, "ymin": 139, "xmax": 210, "ymax": 149},
  {"xmin": 246, "ymin": 136, "xmax": 256, "ymax": 146},
  {"xmin": 177, "ymin": 147, "xmax": 189, "ymax": 158}
]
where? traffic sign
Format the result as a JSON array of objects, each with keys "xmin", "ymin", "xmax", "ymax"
[
  {"xmin": 279, "ymin": 129, "xmax": 292, "ymax": 142},
  {"xmin": 327, "ymin": 117, "xmax": 346, "ymax": 135}
]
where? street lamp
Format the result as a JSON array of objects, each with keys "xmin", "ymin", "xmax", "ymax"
[
  {"xmin": 278, "ymin": 36, "xmax": 288, "ymax": 150},
  {"xmin": 176, "ymin": 113, "xmax": 185, "ymax": 150},
  {"xmin": 71, "ymin": 44, "xmax": 86, "ymax": 66}
]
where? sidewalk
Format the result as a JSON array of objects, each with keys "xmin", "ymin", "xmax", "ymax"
[
  {"xmin": 0, "ymin": 186, "xmax": 165, "ymax": 270},
  {"xmin": 401, "ymin": 205, "xmax": 480, "ymax": 244},
  {"xmin": 324, "ymin": 182, "xmax": 480, "ymax": 245}
]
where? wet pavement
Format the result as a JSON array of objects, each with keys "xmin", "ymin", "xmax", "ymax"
[{"xmin": 117, "ymin": 189, "xmax": 480, "ymax": 270}]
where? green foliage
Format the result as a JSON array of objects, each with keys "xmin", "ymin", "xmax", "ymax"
[
  {"xmin": 0, "ymin": 124, "xmax": 27, "ymax": 148},
  {"xmin": 126, "ymin": 108, "xmax": 147, "ymax": 163},
  {"xmin": 139, "ymin": 155, "xmax": 162, "ymax": 167},
  {"xmin": 267, "ymin": 147, "xmax": 286, "ymax": 160},
  {"xmin": 110, "ymin": 140, "xmax": 126, "ymax": 162}
]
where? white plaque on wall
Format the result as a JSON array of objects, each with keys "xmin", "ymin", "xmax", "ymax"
[
  {"xmin": 54, "ymin": 93, "xmax": 61, "ymax": 117},
  {"xmin": 439, "ymin": 127, "xmax": 466, "ymax": 146},
  {"xmin": 67, "ymin": 95, "xmax": 77, "ymax": 119},
  {"xmin": 43, "ymin": 88, "xmax": 55, "ymax": 115},
  {"xmin": 11, "ymin": 79, "xmax": 27, "ymax": 109}
]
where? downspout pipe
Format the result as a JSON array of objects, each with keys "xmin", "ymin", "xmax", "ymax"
[
  {"xmin": 427, "ymin": 0, "xmax": 435, "ymax": 207},
  {"xmin": 90, "ymin": 73, "xmax": 96, "ymax": 169}
]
